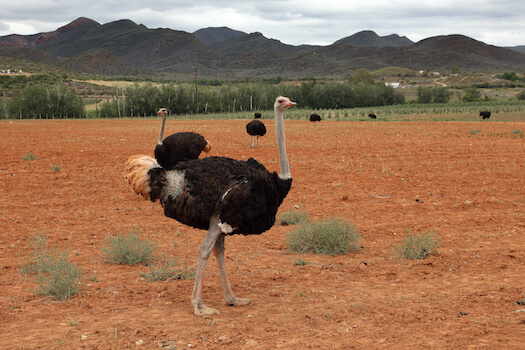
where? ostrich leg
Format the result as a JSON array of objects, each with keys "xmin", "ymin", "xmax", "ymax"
[
  {"xmin": 249, "ymin": 135, "xmax": 255, "ymax": 148},
  {"xmin": 191, "ymin": 214, "xmax": 223, "ymax": 316},
  {"xmin": 213, "ymin": 233, "xmax": 252, "ymax": 307}
]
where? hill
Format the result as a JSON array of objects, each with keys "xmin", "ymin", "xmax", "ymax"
[
  {"xmin": 334, "ymin": 30, "xmax": 414, "ymax": 47},
  {"xmin": 193, "ymin": 27, "xmax": 246, "ymax": 45},
  {"xmin": 1, "ymin": 18, "xmax": 525, "ymax": 79}
]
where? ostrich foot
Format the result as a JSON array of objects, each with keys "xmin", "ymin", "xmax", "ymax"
[
  {"xmin": 193, "ymin": 302, "xmax": 221, "ymax": 317},
  {"xmin": 225, "ymin": 296, "xmax": 252, "ymax": 306}
]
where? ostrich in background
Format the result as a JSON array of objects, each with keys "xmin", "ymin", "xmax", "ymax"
[
  {"xmin": 154, "ymin": 108, "xmax": 212, "ymax": 169},
  {"xmin": 310, "ymin": 113, "xmax": 321, "ymax": 126},
  {"xmin": 246, "ymin": 119, "xmax": 266, "ymax": 148},
  {"xmin": 253, "ymin": 112, "xmax": 262, "ymax": 118},
  {"xmin": 368, "ymin": 113, "xmax": 377, "ymax": 119},
  {"xmin": 125, "ymin": 96, "xmax": 296, "ymax": 316}
]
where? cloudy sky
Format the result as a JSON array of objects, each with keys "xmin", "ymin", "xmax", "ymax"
[{"xmin": 1, "ymin": 0, "xmax": 524, "ymax": 47}]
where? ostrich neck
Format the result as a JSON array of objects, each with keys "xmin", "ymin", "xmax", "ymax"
[
  {"xmin": 275, "ymin": 108, "xmax": 291, "ymax": 179},
  {"xmin": 158, "ymin": 115, "xmax": 166, "ymax": 145}
]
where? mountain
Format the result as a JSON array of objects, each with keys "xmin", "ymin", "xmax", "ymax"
[
  {"xmin": 193, "ymin": 27, "xmax": 246, "ymax": 45},
  {"xmin": 507, "ymin": 46, "xmax": 525, "ymax": 54},
  {"xmin": 334, "ymin": 30, "xmax": 414, "ymax": 47},
  {"xmin": 1, "ymin": 18, "xmax": 524, "ymax": 78}
]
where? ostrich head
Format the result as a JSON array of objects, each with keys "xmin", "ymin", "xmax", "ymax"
[
  {"xmin": 157, "ymin": 108, "xmax": 168, "ymax": 116},
  {"xmin": 274, "ymin": 96, "xmax": 297, "ymax": 112}
]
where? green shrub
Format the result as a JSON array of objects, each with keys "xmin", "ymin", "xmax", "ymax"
[
  {"xmin": 287, "ymin": 217, "xmax": 361, "ymax": 255},
  {"xmin": 102, "ymin": 230, "xmax": 157, "ymax": 265},
  {"xmin": 140, "ymin": 255, "xmax": 195, "ymax": 281},
  {"xmin": 277, "ymin": 208, "xmax": 308, "ymax": 226},
  {"xmin": 21, "ymin": 234, "xmax": 83, "ymax": 301},
  {"xmin": 395, "ymin": 230, "xmax": 440, "ymax": 260},
  {"xmin": 22, "ymin": 152, "xmax": 39, "ymax": 161}
]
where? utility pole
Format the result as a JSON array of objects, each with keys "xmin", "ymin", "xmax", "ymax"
[{"xmin": 194, "ymin": 57, "xmax": 199, "ymax": 119}]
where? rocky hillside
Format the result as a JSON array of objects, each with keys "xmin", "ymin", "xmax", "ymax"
[{"xmin": 1, "ymin": 17, "xmax": 524, "ymax": 78}]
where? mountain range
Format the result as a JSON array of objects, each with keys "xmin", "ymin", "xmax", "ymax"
[{"xmin": 1, "ymin": 17, "xmax": 524, "ymax": 79}]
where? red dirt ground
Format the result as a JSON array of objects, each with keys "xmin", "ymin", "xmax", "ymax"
[{"xmin": 1, "ymin": 117, "xmax": 524, "ymax": 349}]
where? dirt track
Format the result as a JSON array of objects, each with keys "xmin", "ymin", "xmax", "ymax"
[{"xmin": 1, "ymin": 118, "xmax": 524, "ymax": 349}]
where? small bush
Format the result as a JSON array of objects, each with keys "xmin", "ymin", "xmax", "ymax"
[
  {"xmin": 287, "ymin": 217, "xmax": 361, "ymax": 255},
  {"xmin": 35, "ymin": 252, "xmax": 83, "ymax": 301},
  {"xmin": 21, "ymin": 234, "xmax": 83, "ymax": 301},
  {"xmin": 140, "ymin": 255, "xmax": 195, "ymax": 281},
  {"xmin": 395, "ymin": 230, "xmax": 440, "ymax": 260},
  {"xmin": 102, "ymin": 230, "xmax": 157, "ymax": 265},
  {"xmin": 278, "ymin": 209, "xmax": 308, "ymax": 226},
  {"xmin": 50, "ymin": 164, "xmax": 61, "ymax": 171},
  {"xmin": 22, "ymin": 152, "xmax": 39, "ymax": 161}
]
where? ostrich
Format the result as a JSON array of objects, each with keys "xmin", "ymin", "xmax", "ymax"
[
  {"xmin": 125, "ymin": 96, "xmax": 296, "ymax": 316},
  {"xmin": 310, "ymin": 113, "xmax": 321, "ymax": 126},
  {"xmin": 246, "ymin": 119, "xmax": 266, "ymax": 148},
  {"xmin": 154, "ymin": 108, "xmax": 212, "ymax": 169},
  {"xmin": 253, "ymin": 112, "xmax": 262, "ymax": 118},
  {"xmin": 368, "ymin": 113, "xmax": 377, "ymax": 119},
  {"xmin": 479, "ymin": 111, "xmax": 491, "ymax": 120}
]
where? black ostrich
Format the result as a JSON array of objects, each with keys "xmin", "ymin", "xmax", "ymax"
[
  {"xmin": 246, "ymin": 119, "xmax": 266, "ymax": 148},
  {"xmin": 368, "ymin": 113, "xmax": 377, "ymax": 119},
  {"xmin": 479, "ymin": 111, "xmax": 491, "ymax": 120},
  {"xmin": 125, "ymin": 96, "xmax": 296, "ymax": 316},
  {"xmin": 154, "ymin": 108, "xmax": 211, "ymax": 169},
  {"xmin": 310, "ymin": 113, "xmax": 321, "ymax": 126},
  {"xmin": 253, "ymin": 112, "xmax": 262, "ymax": 118}
]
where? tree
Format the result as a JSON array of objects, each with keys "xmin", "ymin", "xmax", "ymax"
[
  {"xmin": 351, "ymin": 68, "xmax": 374, "ymax": 85},
  {"xmin": 417, "ymin": 86, "xmax": 451, "ymax": 104}
]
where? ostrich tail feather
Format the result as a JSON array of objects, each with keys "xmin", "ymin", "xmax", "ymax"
[{"xmin": 124, "ymin": 155, "xmax": 160, "ymax": 200}]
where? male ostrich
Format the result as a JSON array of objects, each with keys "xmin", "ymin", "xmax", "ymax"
[
  {"xmin": 310, "ymin": 113, "xmax": 321, "ymax": 126},
  {"xmin": 125, "ymin": 96, "xmax": 296, "ymax": 316},
  {"xmin": 246, "ymin": 119, "xmax": 266, "ymax": 148},
  {"xmin": 479, "ymin": 111, "xmax": 491, "ymax": 120},
  {"xmin": 253, "ymin": 112, "xmax": 262, "ymax": 118},
  {"xmin": 154, "ymin": 108, "xmax": 212, "ymax": 169},
  {"xmin": 368, "ymin": 113, "xmax": 377, "ymax": 119}
]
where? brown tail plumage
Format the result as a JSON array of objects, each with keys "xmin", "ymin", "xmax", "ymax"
[{"xmin": 124, "ymin": 155, "xmax": 160, "ymax": 200}]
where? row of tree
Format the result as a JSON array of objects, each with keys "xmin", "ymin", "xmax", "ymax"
[
  {"xmin": 3, "ymin": 84, "xmax": 85, "ymax": 119},
  {"xmin": 0, "ymin": 79, "xmax": 465, "ymax": 119},
  {"xmin": 97, "ymin": 81, "xmax": 406, "ymax": 118}
]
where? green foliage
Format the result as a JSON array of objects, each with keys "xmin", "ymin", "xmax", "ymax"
[
  {"xmin": 351, "ymin": 68, "xmax": 375, "ymax": 85},
  {"xmin": 140, "ymin": 255, "xmax": 195, "ymax": 281},
  {"xmin": 516, "ymin": 90, "xmax": 525, "ymax": 100},
  {"xmin": 417, "ymin": 86, "xmax": 452, "ymax": 103},
  {"xmin": 50, "ymin": 164, "xmax": 61, "ymax": 171},
  {"xmin": 101, "ymin": 230, "xmax": 157, "ymax": 265},
  {"xmin": 20, "ymin": 234, "xmax": 83, "ymax": 301},
  {"xmin": 7, "ymin": 83, "xmax": 85, "ymax": 118},
  {"xmin": 22, "ymin": 152, "xmax": 39, "ymax": 161},
  {"xmin": 287, "ymin": 217, "xmax": 361, "ymax": 255},
  {"xmin": 501, "ymin": 72, "xmax": 518, "ymax": 82},
  {"xmin": 277, "ymin": 209, "xmax": 309, "ymax": 226},
  {"xmin": 395, "ymin": 230, "xmax": 440, "ymax": 260}
]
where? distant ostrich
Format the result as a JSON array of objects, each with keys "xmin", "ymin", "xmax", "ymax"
[
  {"xmin": 368, "ymin": 113, "xmax": 377, "ymax": 119},
  {"xmin": 310, "ymin": 113, "xmax": 321, "ymax": 126},
  {"xmin": 246, "ymin": 119, "xmax": 266, "ymax": 148},
  {"xmin": 479, "ymin": 111, "xmax": 491, "ymax": 120},
  {"xmin": 253, "ymin": 112, "xmax": 262, "ymax": 118},
  {"xmin": 154, "ymin": 108, "xmax": 211, "ymax": 169},
  {"xmin": 125, "ymin": 96, "xmax": 296, "ymax": 316}
]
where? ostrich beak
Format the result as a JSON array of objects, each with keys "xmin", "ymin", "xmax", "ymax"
[{"xmin": 282, "ymin": 101, "xmax": 297, "ymax": 107}]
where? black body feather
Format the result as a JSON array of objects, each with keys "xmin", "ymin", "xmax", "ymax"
[
  {"xmin": 246, "ymin": 120, "xmax": 266, "ymax": 136},
  {"xmin": 155, "ymin": 132, "xmax": 209, "ymax": 169},
  {"xmin": 148, "ymin": 156, "xmax": 291, "ymax": 235},
  {"xmin": 310, "ymin": 114, "xmax": 321, "ymax": 122}
]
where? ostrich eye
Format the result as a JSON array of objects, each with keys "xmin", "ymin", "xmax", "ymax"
[{"xmin": 278, "ymin": 100, "xmax": 284, "ymax": 103}]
